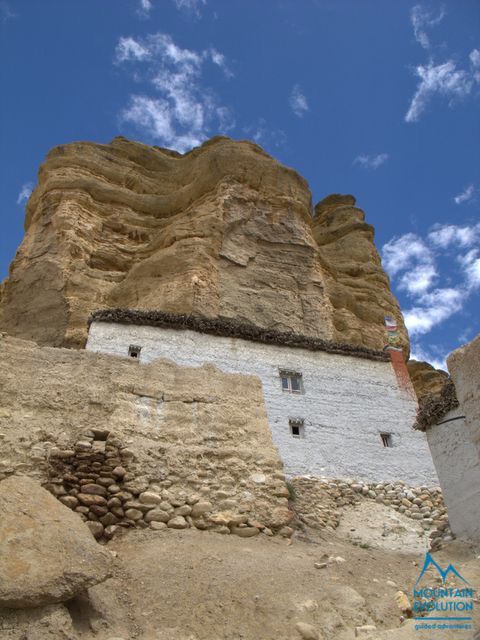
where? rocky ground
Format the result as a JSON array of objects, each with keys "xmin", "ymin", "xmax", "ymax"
[{"xmin": 2, "ymin": 500, "xmax": 479, "ymax": 640}]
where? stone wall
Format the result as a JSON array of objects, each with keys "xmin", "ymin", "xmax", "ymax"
[
  {"xmin": 290, "ymin": 476, "xmax": 452, "ymax": 550},
  {"xmin": 87, "ymin": 321, "xmax": 438, "ymax": 485},
  {"xmin": 0, "ymin": 335, "xmax": 292, "ymax": 538}
]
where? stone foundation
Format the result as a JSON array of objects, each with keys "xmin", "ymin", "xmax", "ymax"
[{"xmin": 291, "ymin": 476, "xmax": 452, "ymax": 550}]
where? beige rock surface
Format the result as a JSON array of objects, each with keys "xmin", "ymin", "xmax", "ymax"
[
  {"xmin": 312, "ymin": 194, "xmax": 409, "ymax": 353},
  {"xmin": 0, "ymin": 476, "xmax": 112, "ymax": 608},
  {"xmin": 407, "ymin": 359, "xmax": 449, "ymax": 401},
  {"xmin": 0, "ymin": 137, "xmax": 406, "ymax": 353}
]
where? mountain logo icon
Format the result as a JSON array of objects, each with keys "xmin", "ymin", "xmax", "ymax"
[{"xmin": 416, "ymin": 552, "xmax": 469, "ymax": 585}]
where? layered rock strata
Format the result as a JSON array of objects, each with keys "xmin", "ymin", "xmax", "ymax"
[
  {"xmin": 0, "ymin": 136, "xmax": 407, "ymax": 353},
  {"xmin": 313, "ymin": 194, "xmax": 408, "ymax": 353}
]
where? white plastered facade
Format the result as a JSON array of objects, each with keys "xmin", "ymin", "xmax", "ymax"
[{"xmin": 87, "ymin": 321, "xmax": 438, "ymax": 485}]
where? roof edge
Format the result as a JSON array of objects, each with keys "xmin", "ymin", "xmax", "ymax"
[
  {"xmin": 88, "ymin": 309, "xmax": 390, "ymax": 362},
  {"xmin": 414, "ymin": 379, "xmax": 459, "ymax": 431}
]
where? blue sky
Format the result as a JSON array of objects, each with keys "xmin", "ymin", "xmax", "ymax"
[{"xmin": 1, "ymin": 0, "xmax": 479, "ymax": 369}]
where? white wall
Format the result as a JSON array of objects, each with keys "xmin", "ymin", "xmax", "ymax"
[
  {"xmin": 426, "ymin": 408, "xmax": 480, "ymax": 540},
  {"xmin": 87, "ymin": 322, "xmax": 438, "ymax": 485}
]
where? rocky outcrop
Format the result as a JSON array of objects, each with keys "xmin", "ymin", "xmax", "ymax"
[
  {"xmin": 312, "ymin": 194, "xmax": 409, "ymax": 353},
  {"xmin": 0, "ymin": 137, "xmax": 406, "ymax": 353},
  {"xmin": 0, "ymin": 476, "xmax": 112, "ymax": 608},
  {"xmin": 407, "ymin": 359, "xmax": 449, "ymax": 401}
]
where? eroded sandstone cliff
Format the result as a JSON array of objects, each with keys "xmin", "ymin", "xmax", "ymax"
[{"xmin": 0, "ymin": 136, "xmax": 408, "ymax": 352}]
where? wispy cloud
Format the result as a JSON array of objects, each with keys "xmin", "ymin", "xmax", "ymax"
[
  {"xmin": 16, "ymin": 182, "xmax": 33, "ymax": 205},
  {"xmin": 406, "ymin": 5, "xmax": 480, "ymax": 123},
  {"xmin": 137, "ymin": 0, "xmax": 153, "ymax": 18},
  {"xmin": 405, "ymin": 60, "xmax": 473, "ymax": 123},
  {"xmin": 0, "ymin": 1, "xmax": 15, "ymax": 23},
  {"xmin": 454, "ymin": 184, "xmax": 475, "ymax": 204},
  {"xmin": 115, "ymin": 33, "xmax": 232, "ymax": 153},
  {"xmin": 382, "ymin": 222, "xmax": 480, "ymax": 338},
  {"xmin": 172, "ymin": 0, "xmax": 206, "ymax": 17},
  {"xmin": 353, "ymin": 153, "xmax": 389, "ymax": 170},
  {"xmin": 470, "ymin": 48, "xmax": 480, "ymax": 82},
  {"xmin": 289, "ymin": 85, "xmax": 309, "ymax": 118},
  {"xmin": 410, "ymin": 4, "xmax": 446, "ymax": 50},
  {"xmin": 208, "ymin": 47, "xmax": 234, "ymax": 78}
]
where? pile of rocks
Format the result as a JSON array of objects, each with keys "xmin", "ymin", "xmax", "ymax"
[
  {"xmin": 46, "ymin": 430, "xmax": 292, "ymax": 541},
  {"xmin": 291, "ymin": 476, "xmax": 453, "ymax": 549}
]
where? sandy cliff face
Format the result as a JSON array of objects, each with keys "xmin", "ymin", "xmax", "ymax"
[
  {"xmin": 313, "ymin": 194, "xmax": 409, "ymax": 353},
  {"xmin": 0, "ymin": 136, "xmax": 406, "ymax": 352}
]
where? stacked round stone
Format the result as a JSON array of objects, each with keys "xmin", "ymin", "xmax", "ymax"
[{"xmin": 291, "ymin": 477, "xmax": 452, "ymax": 549}]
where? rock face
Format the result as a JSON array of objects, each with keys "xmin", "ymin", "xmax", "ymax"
[
  {"xmin": 0, "ymin": 136, "xmax": 406, "ymax": 353},
  {"xmin": 0, "ymin": 476, "xmax": 112, "ymax": 608},
  {"xmin": 407, "ymin": 359, "xmax": 449, "ymax": 401},
  {"xmin": 313, "ymin": 194, "xmax": 408, "ymax": 353}
]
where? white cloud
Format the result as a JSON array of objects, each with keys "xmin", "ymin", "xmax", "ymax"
[
  {"xmin": 116, "ymin": 37, "xmax": 150, "ymax": 62},
  {"xmin": 172, "ymin": 0, "xmax": 206, "ymax": 17},
  {"xmin": 410, "ymin": 4, "xmax": 446, "ymax": 50},
  {"xmin": 353, "ymin": 153, "xmax": 389, "ymax": 170},
  {"xmin": 115, "ymin": 33, "xmax": 231, "ymax": 153},
  {"xmin": 404, "ymin": 288, "xmax": 464, "ymax": 336},
  {"xmin": 382, "ymin": 233, "xmax": 432, "ymax": 276},
  {"xmin": 470, "ymin": 48, "xmax": 480, "ymax": 82},
  {"xmin": 428, "ymin": 222, "xmax": 480, "ymax": 248},
  {"xmin": 16, "ymin": 182, "xmax": 33, "ymax": 205},
  {"xmin": 398, "ymin": 264, "xmax": 437, "ymax": 295},
  {"xmin": 208, "ymin": 48, "xmax": 234, "ymax": 78},
  {"xmin": 289, "ymin": 85, "xmax": 309, "ymax": 118},
  {"xmin": 405, "ymin": 60, "xmax": 473, "ymax": 123},
  {"xmin": 458, "ymin": 249, "xmax": 480, "ymax": 290},
  {"xmin": 383, "ymin": 222, "xmax": 480, "ymax": 341},
  {"xmin": 137, "ymin": 0, "xmax": 153, "ymax": 18},
  {"xmin": 453, "ymin": 184, "xmax": 475, "ymax": 204}
]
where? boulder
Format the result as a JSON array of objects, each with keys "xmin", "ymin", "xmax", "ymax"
[{"xmin": 0, "ymin": 476, "xmax": 112, "ymax": 608}]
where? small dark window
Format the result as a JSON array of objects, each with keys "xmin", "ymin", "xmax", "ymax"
[
  {"xmin": 380, "ymin": 433, "xmax": 393, "ymax": 447},
  {"xmin": 128, "ymin": 345, "xmax": 142, "ymax": 359},
  {"xmin": 289, "ymin": 419, "xmax": 304, "ymax": 438},
  {"xmin": 280, "ymin": 371, "xmax": 303, "ymax": 393}
]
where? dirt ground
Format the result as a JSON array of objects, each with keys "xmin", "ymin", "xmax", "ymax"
[
  {"xmin": 3, "ymin": 503, "xmax": 480, "ymax": 640},
  {"xmin": 84, "ymin": 508, "xmax": 480, "ymax": 640}
]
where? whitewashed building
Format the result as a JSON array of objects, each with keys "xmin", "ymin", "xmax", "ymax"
[{"xmin": 86, "ymin": 310, "xmax": 438, "ymax": 485}]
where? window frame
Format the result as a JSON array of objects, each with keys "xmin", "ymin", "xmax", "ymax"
[
  {"xmin": 128, "ymin": 344, "xmax": 142, "ymax": 359},
  {"xmin": 279, "ymin": 370, "xmax": 304, "ymax": 394},
  {"xmin": 289, "ymin": 418, "xmax": 305, "ymax": 438}
]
